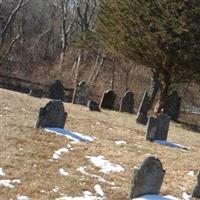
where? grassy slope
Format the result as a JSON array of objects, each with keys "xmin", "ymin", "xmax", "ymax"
[{"xmin": 0, "ymin": 88, "xmax": 199, "ymax": 200}]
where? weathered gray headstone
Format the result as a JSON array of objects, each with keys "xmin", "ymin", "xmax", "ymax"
[
  {"xmin": 72, "ymin": 81, "xmax": 89, "ymax": 106},
  {"xmin": 29, "ymin": 89, "xmax": 43, "ymax": 98},
  {"xmin": 35, "ymin": 100, "xmax": 67, "ymax": 128},
  {"xmin": 49, "ymin": 80, "xmax": 65, "ymax": 101},
  {"xmin": 129, "ymin": 156, "xmax": 165, "ymax": 199},
  {"xmin": 120, "ymin": 91, "xmax": 134, "ymax": 114},
  {"xmin": 192, "ymin": 172, "xmax": 200, "ymax": 198},
  {"xmin": 146, "ymin": 113, "xmax": 170, "ymax": 141},
  {"xmin": 100, "ymin": 89, "xmax": 116, "ymax": 110},
  {"xmin": 87, "ymin": 100, "xmax": 100, "ymax": 112},
  {"xmin": 164, "ymin": 91, "xmax": 181, "ymax": 121},
  {"xmin": 136, "ymin": 90, "xmax": 150, "ymax": 125}
]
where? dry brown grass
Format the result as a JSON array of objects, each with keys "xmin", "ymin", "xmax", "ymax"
[{"xmin": 0, "ymin": 88, "xmax": 200, "ymax": 200}]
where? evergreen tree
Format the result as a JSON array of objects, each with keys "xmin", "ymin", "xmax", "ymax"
[{"xmin": 97, "ymin": 0, "xmax": 200, "ymax": 114}]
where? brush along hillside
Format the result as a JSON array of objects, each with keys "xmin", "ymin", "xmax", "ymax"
[{"xmin": 0, "ymin": 88, "xmax": 200, "ymax": 200}]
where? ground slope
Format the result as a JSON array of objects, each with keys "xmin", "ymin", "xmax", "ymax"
[{"xmin": 0, "ymin": 88, "xmax": 199, "ymax": 200}]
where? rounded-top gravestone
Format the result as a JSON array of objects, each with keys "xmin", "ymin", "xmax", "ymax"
[
  {"xmin": 129, "ymin": 156, "xmax": 165, "ymax": 199},
  {"xmin": 35, "ymin": 100, "xmax": 67, "ymax": 128},
  {"xmin": 49, "ymin": 80, "xmax": 65, "ymax": 101},
  {"xmin": 164, "ymin": 91, "xmax": 181, "ymax": 121},
  {"xmin": 120, "ymin": 91, "xmax": 134, "ymax": 114},
  {"xmin": 72, "ymin": 81, "xmax": 89, "ymax": 106},
  {"xmin": 100, "ymin": 89, "xmax": 116, "ymax": 110}
]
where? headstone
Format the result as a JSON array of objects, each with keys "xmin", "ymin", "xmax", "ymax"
[
  {"xmin": 120, "ymin": 91, "xmax": 134, "ymax": 114},
  {"xmin": 136, "ymin": 90, "xmax": 150, "ymax": 125},
  {"xmin": 192, "ymin": 172, "xmax": 200, "ymax": 198},
  {"xmin": 146, "ymin": 113, "xmax": 170, "ymax": 141},
  {"xmin": 72, "ymin": 81, "xmax": 89, "ymax": 106},
  {"xmin": 29, "ymin": 89, "xmax": 43, "ymax": 98},
  {"xmin": 100, "ymin": 89, "xmax": 116, "ymax": 110},
  {"xmin": 49, "ymin": 80, "xmax": 65, "ymax": 101},
  {"xmin": 87, "ymin": 100, "xmax": 100, "ymax": 112},
  {"xmin": 164, "ymin": 91, "xmax": 181, "ymax": 121},
  {"xmin": 35, "ymin": 100, "xmax": 67, "ymax": 128},
  {"xmin": 129, "ymin": 156, "xmax": 165, "ymax": 199}
]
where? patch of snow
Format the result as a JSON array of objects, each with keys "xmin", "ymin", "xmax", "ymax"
[
  {"xmin": 153, "ymin": 140, "xmax": 188, "ymax": 150},
  {"xmin": 52, "ymin": 186, "xmax": 60, "ymax": 193},
  {"xmin": 0, "ymin": 168, "xmax": 5, "ymax": 176},
  {"xmin": 16, "ymin": 195, "xmax": 30, "ymax": 200},
  {"xmin": 55, "ymin": 190, "xmax": 104, "ymax": 200},
  {"xmin": 40, "ymin": 190, "xmax": 46, "ymax": 193},
  {"xmin": 187, "ymin": 171, "xmax": 195, "ymax": 176},
  {"xmin": 53, "ymin": 148, "xmax": 69, "ymax": 160},
  {"xmin": 115, "ymin": 141, "xmax": 127, "ymax": 145},
  {"xmin": 94, "ymin": 184, "xmax": 104, "ymax": 197},
  {"xmin": 12, "ymin": 179, "xmax": 21, "ymax": 184},
  {"xmin": 133, "ymin": 194, "xmax": 179, "ymax": 200},
  {"xmin": 45, "ymin": 128, "xmax": 94, "ymax": 143},
  {"xmin": 77, "ymin": 166, "xmax": 114, "ymax": 186},
  {"xmin": 0, "ymin": 179, "xmax": 20, "ymax": 189},
  {"xmin": 86, "ymin": 155, "xmax": 124, "ymax": 174},
  {"xmin": 59, "ymin": 168, "xmax": 69, "ymax": 176},
  {"xmin": 182, "ymin": 192, "xmax": 190, "ymax": 200}
]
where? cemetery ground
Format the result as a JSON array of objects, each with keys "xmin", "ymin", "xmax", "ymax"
[{"xmin": 0, "ymin": 88, "xmax": 200, "ymax": 200}]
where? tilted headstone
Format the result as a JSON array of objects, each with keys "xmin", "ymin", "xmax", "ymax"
[
  {"xmin": 35, "ymin": 100, "xmax": 67, "ymax": 128},
  {"xmin": 192, "ymin": 172, "xmax": 200, "ymax": 198},
  {"xmin": 49, "ymin": 80, "xmax": 65, "ymax": 101},
  {"xmin": 87, "ymin": 100, "xmax": 100, "ymax": 112},
  {"xmin": 120, "ymin": 91, "xmax": 134, "ymax": 114},
  {"xmin": 29, "ymin": 88, "xmax": 43, "ymax": 98},
  {"xmin": 146, "ymin": 113, "xmax": 170, "ymax": 141},
  {"xmin": 100, "ymin": 89, "xmax": 116, "ymax": 110},
  {"xmin": 129, "ymin": 156, "xmax": 165, "ymax": 199},
  {"xmin": 164, "ymin": 91, "xmax": 181, "ymax": 121},
  {"xmin": 72, "ymin": 81, "xmax": 89, "ymax": 106},
  {"xmin": 136, "ymin": 90, "xmax": 150, "ymax": 125}
]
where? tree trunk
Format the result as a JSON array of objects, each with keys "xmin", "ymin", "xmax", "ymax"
[
  {"xmin": 148, "ymin": 68, "xmax": 160, "ymax": 109},
  {"xmin": 155, "ymin": 73, "xmax": 171, "ymax": 115}
]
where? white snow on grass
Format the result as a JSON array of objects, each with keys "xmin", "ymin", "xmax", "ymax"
[
  {"xmin": 53, "ymin": 148, "xmax": 69, "ymax": 160},
  {"xmin": 45, "ymin": 128, "xmax": 94, "ymax": 143},
  {"xmin": 0, "ymin": 179, "xmax": 20, "ymax": 189},
  {"xmin": 0, "ymin": 168, "xmax": 5, "ymax": 176},
  {"xmin": 77, "ymin": 166, "xmax": 115, "ymax": 185},
  {"xmin": 153, "ymin": 140, "xmax": 188, "ymax": 150},
  {"xmin": 16, "ymin": 195, "xmax": 30, "ymax": 200},
  {"xmin": 133, "ymin": 194, "xmax": 179, "ymax": 200},
  {"xmin": 86, "ymin": 155, "xmax": 124, "ymax": 174},
  {"xmin": 55, "ymin": 191, "xmax": 104, "ymax": 200},
  {"xmin": 59, "ymin": 168, "xmax": 69, "ymax": 176},
  {"xmin": 94, "ymin": 184, "xmax": 104, "ymax": 197},
  {"xmin": 115, "ymin": 140, "xmax": 127, "ymax": 145},
  {"xmin": 187, "ymin": 171, "xmax": 195, "ymax": 176},
  {"xmin": 182, "ymin": 192, "xmax": 190, "ymax": 200}
]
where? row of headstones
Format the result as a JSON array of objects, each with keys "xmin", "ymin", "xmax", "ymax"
[
  {"xmin": 31, "ymin": 80, "xmax": 181, "ymax": 121},
  {"xmin": 130, "ymin": 156, "xmax": 200, "ymax": 199},
  {"xmin": 49, "ymin": 80, "xmax": 135, "ymax": 114}
]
